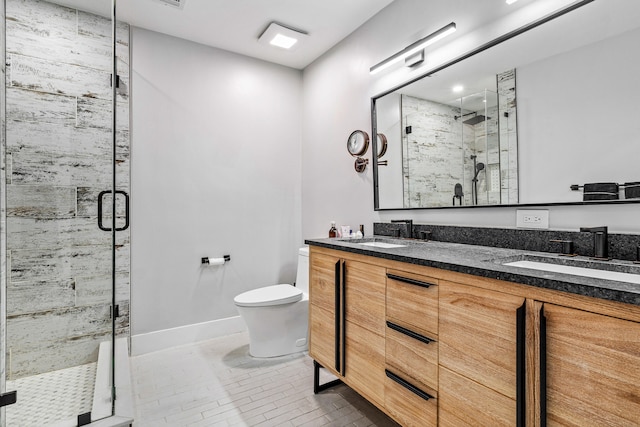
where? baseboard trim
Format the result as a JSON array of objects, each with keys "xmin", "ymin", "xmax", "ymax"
[{"xmin": 131, "ymin": 316, "xmax": 247, "ymax": 356}]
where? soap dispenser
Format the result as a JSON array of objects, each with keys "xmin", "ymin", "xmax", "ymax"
[{"xmin": 329, "ymin": 221, "xmax": 337, "ymax": 238}]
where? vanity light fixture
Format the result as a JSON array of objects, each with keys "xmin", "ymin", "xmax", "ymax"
[
  {"xmin": 369, "ymin": 22, "xmax": 456, "ymax": 75},
  {"xmin": 258, "ymin": 22, "xmax": 308, "ymax": 51}
]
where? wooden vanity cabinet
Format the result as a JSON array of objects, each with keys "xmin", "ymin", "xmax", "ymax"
[
  {"xmin": 308, "ymin": 249, "xmax": 386, "ymax": 406},
  {"xmin": 309, "ymin": 245, "xmax": 640, "ymax": 426},
  {"xmin": 438, "ymin": 280, "xmax": 526, "ymax": 426},
  {"xmin": 540, "ymin": 303, "xmax": 640, "ymax": 426}
]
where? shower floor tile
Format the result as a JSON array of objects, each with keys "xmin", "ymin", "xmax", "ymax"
[{"xmin": 5, "ymin": 362, "xmax": 97, "ymax": 427}]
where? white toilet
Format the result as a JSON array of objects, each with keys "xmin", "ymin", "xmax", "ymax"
[{"xmin": 234, "ymin": 247, "xmax": 309, "ymax": 357}]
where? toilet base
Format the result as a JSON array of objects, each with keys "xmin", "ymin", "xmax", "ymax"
[
  {"xmin": 248, "ymin": 336, "xmax": 308, "ymax": 358},
  {"xmin": 236, "ymin": 297, "xmax": 309, "ymax": 358}
]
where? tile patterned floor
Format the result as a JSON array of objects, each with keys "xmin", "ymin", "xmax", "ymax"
[
  {"xmin": 5, "ymin": 362, "xmax": 96, "ymax": 427},
  {"xmin": 131, "ymin": 332, "xmax": 399, "ymax": 427}
]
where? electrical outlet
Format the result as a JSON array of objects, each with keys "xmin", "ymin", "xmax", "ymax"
[{"xmin": 516, "ymin": 209, "xmax": 549, "ymax": 229}]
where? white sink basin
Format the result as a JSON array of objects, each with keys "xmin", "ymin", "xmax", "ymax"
[
  {"xmin": 359, "ymin": 241, "xmax": 407, "ymax": 249},
  {"xmin": 504, "ymin": 260, "xmax": 640, "ymax": 284}
]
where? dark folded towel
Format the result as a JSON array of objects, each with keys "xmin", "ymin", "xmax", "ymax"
[
  {"xmin": 624, "ymin": 182, "xmax": 640, "ymax": 199},
  {"xmin": 583, "ymin": 182, "xmax": 619, "ymax": 201}
]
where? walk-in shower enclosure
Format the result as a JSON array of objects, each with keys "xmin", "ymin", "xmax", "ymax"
[{"xmin": 1, "ymin": 0, "xmax": 131, "ymax": 425}]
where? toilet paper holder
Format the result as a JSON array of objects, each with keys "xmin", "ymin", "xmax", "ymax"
[{"xmin": 201, "ymin": 255, "xmax": 231, "ymax": 265}]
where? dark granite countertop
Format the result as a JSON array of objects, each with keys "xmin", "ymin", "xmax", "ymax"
[{"xmin": 305, "ymin": 236, "xmax": 640, "ymax": 307}]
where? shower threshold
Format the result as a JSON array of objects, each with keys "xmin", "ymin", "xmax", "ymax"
[{"xmin": 5, "ymin": 338, "xmax": 133, "ymax": 427}]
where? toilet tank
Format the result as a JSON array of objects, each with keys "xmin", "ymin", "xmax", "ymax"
[{"xmin": 295, "ymin": 246, "xmax": 310, "ymax": 292}]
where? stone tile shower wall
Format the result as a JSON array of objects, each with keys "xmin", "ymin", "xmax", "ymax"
[
  {"xmin": 401, "ymin": 94, "xmax": 466, "ymax": 207},
  {"xmin": 4, "ymin": 0, "xmax": 130, "ymax": 378}
]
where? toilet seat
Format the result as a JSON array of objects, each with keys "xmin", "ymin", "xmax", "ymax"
[{"xmin": 234, "ymin": 284, "xmax": 303, "ymax": 307}]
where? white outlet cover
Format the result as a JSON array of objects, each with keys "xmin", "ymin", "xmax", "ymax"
[{"xmin": 516, "ymin": 209, "xmax": 550, "ymax": 229}]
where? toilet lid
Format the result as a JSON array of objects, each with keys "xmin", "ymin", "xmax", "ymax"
[{"xmin": 234, "ymin": 284, "xmax": 303, "ymax": 307}]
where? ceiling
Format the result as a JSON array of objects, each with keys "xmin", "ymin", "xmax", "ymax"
[{"xmin": 47, "ymin": 0, "xmax": 395, "ymax": 69}]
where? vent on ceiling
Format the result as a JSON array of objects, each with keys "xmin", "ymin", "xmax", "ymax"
[{"xmin": 153, "ymin": 0, "xmax": 186, "ymax": 10}]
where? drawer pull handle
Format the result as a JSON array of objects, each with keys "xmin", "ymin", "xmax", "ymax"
[
  {"xmin": 341, "ymin": 260, "xmax": 346, "ymax": 376},
  {"xmin": 516, "ymin": 302, "xmax": 526, "ymax": 427},
  {"xmin": 540, "ymin": 306, "xmax": 548, "ymax": 426},
  {"xmin": 386, "ymin": 273, "xmax": 434, "ymax": 288},
  {"xmin": 334, "ymin": 261, "xmax": 341, "ymax": 373},
  {"xmin": 385, "ymin": 369, "xmax": 434, "ymax": 401},
  {"xmin": 386, "ymin": 321, "xmax": 434, "ymax": 344}
]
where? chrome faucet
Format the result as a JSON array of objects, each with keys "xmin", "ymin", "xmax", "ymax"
[
  {"xmin": 390, "ymin": 219, "xmax": 413, "ymax": 238},
  {"xmin": 579, "ymin": 226, "xmax": 608, "ymax": 259}
]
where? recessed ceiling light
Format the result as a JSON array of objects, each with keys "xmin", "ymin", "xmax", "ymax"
[
  {"xmin": 258, "ymin": 22, "xmax": 308, "ymax": 51},
  {"xmin": 270, "ymin": 34, "xmax": 298, "ymax": 49},
  {"xmin": 453, "ymin": 85, "xmax": 464, "ymax": 93},
  {"xmin": 506, "ymin": 0, "xmax": 519, "ymax": 4}
]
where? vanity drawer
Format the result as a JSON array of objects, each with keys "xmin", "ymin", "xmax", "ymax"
[
  {"xmin": 385, "ymin": 369, "xmax": 437, "ymax": 427},
  {"xmin": 386, "ymin": 321, "xmax": 438, "ymax": 391},
  {"xmin": 386, "ymin": 269, "xmax": 438, "ymax": 336}
]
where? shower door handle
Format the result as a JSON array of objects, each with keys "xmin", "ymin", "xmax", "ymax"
[{"xmin": 98, "ymin": 190, "xmax": 130, "ymax": 231}]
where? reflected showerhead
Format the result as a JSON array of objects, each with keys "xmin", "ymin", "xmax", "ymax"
[{"xmin": 463, "ymin": 114, "xmax": 489, "ymax": 125}]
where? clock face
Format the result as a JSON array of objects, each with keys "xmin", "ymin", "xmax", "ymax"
[{"xmin": 347, "ymin": 130, "xmax": 369, "ymax": 156}]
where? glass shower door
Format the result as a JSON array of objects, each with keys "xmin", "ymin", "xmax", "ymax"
[{"xmin": 1, "ymin": 0, "xmax": 130, "ymax": 425}]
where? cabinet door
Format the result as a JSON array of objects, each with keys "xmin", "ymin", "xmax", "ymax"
[
  {"xmin": 439, "ymin": 366, "xmax": 516, "ymax": 427},
  {"xmin": 344, "ymin": 259, "xmax": 386, "ymax": 335},
  {"xmin": 439, "ymin": 281, "xmax": 526, "ymax": 425},
  {"xmin": 345, "ymin": 320, "xmax": 386, "ymax": 406},
  {"xmin": 343, "ymin": 259, "xmax": 386, "ymax": 405},
  {"xmin": 309, "ymin": 304, "xmax": 338, "ymax": 374},
  {"xmin": 308, "ymin": 252, "xmax": 340, "ymax": 372},
  {"xmin": 543, "ymin": 303, "xmax": 640, "ymax": 426}
]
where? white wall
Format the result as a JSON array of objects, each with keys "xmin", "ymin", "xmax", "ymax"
[
  {"xmin": 130, "ymin": 28, "xmax": 303, "ymax": 339},
  {"xmin": 302, "ymin": 0, "xmax": 640, "ymax": 237}
]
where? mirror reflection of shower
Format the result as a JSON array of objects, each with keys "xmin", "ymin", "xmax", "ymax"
[
  {"xmin": 455, "ymin": 88, "xmax": 502, "ymax": 206},
  {"xmin": 470, "ymin": 155, "xmax": 485, "ymax": 205}
]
